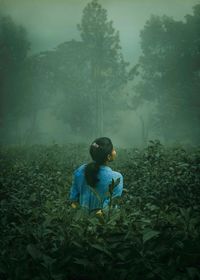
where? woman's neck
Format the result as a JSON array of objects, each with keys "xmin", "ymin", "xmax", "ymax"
[{"xmin": 102, "ymin": 161, "xmax": 109, "ymax": 166}]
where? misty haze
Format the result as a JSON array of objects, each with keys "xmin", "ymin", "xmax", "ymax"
[
  {"xmin": 0, "ymin": 0, "xmax": 199, "ymax": 148},
  {"xmin": 1, "ymin": 1, "xmax": 200, "ymax": 279}
]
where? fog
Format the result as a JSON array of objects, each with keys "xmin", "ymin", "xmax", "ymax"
[{"xmin": 0, "ymin": 0, "xmax": 199, "ymax": 148}]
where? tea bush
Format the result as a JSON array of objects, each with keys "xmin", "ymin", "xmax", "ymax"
[{"xmin": 0, "ymin": 140, "xmax": 200, "ymax": 280}]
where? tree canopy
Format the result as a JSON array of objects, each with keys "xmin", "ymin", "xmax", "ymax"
[{"xmin": 134, "ymin": 4, "xmax": 200, "ymax": 144}]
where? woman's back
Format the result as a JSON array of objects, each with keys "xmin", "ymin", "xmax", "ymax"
[{"xmin": 69, "ymin": 163, "xmax": 123, "ymax": 212}]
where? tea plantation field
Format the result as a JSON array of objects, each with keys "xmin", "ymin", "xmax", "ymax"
[{"xmin": 0, "ymin": 140, "xmax": 200, "ymax": 280}]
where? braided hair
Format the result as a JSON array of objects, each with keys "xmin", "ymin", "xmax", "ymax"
[{"xmin": 84, "ymin": 137, "xmax": 113, "ymax": 188}]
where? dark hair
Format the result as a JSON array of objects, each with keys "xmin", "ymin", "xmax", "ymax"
[{"xmin": 84, "ymin": 137, "xmax": 113, "ymax": 188}]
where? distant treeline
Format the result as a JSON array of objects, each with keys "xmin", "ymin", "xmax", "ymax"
[{"xmin": 0, "ymin": 1, "xmax": 199, "ymax": 145}]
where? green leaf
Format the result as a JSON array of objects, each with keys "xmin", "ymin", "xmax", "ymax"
[
  {"xmin": 74, "ymin": 258, "xmax": 91, "ymax": 267},
  {"xmin": 109, "ymin": 177, "xmax": 121, "ymax": 194},
  {"xmin": 143, "ymin": 229, "xmax": 160, "ymax": 243},
  {"xmin": 186, "ymin": 267, "xmax": 200, "ymax": 278},
  {"xmin": 91, "ymin": 244, "xmax": 112, "ymax": 257},
  {"xmin": 42, "ymin": 255, "xmax": 55, "ymax": 268},
  {"xmin": 29, "ymin": 193, "xmax": 37, "ymax": 202},
  {"xmin": 27, "ymin": 244, "xmax": 42, "ymax": 260}
]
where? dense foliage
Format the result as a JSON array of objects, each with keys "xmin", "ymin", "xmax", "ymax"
[
  {"xmin": 0, "ymin": 140, "xmax": 200, "ymax": 280},
  {"xmin": 134, "ymin": 4, "xmax": 200, "ymax": 144},
  {"xmin": 0, "ymin": 0, "xmax": 130, "ymax": 144}
]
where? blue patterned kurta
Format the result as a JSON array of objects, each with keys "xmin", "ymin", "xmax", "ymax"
[{"xmin": 69, "ymin": 163, "xmax": 123, "ymax": 212}]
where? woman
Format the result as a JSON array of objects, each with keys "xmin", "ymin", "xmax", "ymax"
[{"xmin": 69, "ymin": 137, "xmax": 123, "ymax": 214}]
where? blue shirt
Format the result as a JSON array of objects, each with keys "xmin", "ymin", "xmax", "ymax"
[{"xmin": 69, "ymin": 163, "xmax": 123, "ymax": 212}]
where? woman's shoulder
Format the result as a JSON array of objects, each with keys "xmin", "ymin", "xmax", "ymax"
[
  {"xmin": 74, "ymin": 163, "xmax": 87, "ymax": 175},
  {"xmin": 74, "ymin": 163, "xmax": 123, "ymax": 178},
  {"xmin": 102, "ymin": 166, "xmax": 123, "ymax": 179},
  {"xmin": 111, "ymin": 170, "xmax": 123, "ymax": 179}
]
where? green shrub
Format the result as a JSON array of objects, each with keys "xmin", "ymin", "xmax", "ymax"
[{"xmin": 0, "ymin": 141, "xmax": 200, "ymax": 280}]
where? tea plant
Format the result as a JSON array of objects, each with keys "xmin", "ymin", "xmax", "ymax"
[{"xmin": 0, "ymin": 141, "xmax": 200, "ymax": 280}]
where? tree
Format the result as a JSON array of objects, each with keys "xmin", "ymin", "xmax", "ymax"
[
  {"xmin": 48, "ymin": 40, "xmax": 96, "ymax": 139},
  {"xmin": 77, "ymin": 0, "xmax": 129, "ymax": 137},
  {"xmin": 0, "ymin": 15, "xmax": 31, "ymax": 144},
  {"xmin": 18, "ymin": 51, "xmax": 59, "ymax": 145},
  {"xmin": 134, "ymin": 5, "xmax": 200, "ymax": 145},
  {"xmin": 0, "ymin": 14, "xmax": 59, "ymax": 145}
]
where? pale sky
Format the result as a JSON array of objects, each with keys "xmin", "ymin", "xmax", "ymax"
[{"xmin": 1, "ymin": 0, "xmax": 199, "ymax": 65}]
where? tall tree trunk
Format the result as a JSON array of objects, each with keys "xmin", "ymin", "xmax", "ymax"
[
  {"xmin": 93, "ymin": 64, "xmax": 98, "ymax": 137},
  {"xmin": 24, "ymin": 112, "xmax": 38, "ymax": 145},
  {"xmin": 92, "ymin": 62, "xmax": 104, "ymax": 138},
  {"xmin": 99, "ymin": 93, "xmax": 104, "ymax": 136},
  {"xmin": 138, "ymin": 114, "xmax": 149, "ymax": 147},
  {"xmin": 16, "ymin": 118, "xmax": 22, "ymax": 146},
  {"xmin": 96, "ymin": 70, "xmax": 100, "ymax": 137}
]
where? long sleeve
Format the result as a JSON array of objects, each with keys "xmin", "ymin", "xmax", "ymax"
[{"xmin": 69, "ymin": 170, "xmax": 79, "ymax": 202}]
